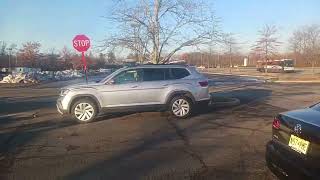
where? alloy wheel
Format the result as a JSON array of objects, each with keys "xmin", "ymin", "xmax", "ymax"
[
  {"xmin": 74, "ymin": 103, "xmax": 95, "ymax": 121},
  {"xmin": 172, "ymin": 99, "xmax": 190, "ymax": 117}
]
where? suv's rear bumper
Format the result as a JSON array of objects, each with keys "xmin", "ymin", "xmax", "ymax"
[{"xmin": 266, "ymin": 140, "xmax": 319, "ymax": 179}]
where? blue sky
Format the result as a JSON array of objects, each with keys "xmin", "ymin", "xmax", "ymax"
[{"xmin": 0, "ymin": 0, "xmax": 319, "ymax": 54}]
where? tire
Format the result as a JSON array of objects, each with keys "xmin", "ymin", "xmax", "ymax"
[
  {"xmin": 266, "ymin": 153, "xmax": 288, "ymax": 180},
  {"xmin": 169, "ymin": 96, "xmax": 193, "ymax": 118},
  {"xmin": 71, "ymin": 98, "xmax": 98, "ymax": 123}
]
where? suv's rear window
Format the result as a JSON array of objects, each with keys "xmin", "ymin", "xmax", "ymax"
[{"xmin": 171, "ymin": 68, "xmax": 190, "ymax": 79}]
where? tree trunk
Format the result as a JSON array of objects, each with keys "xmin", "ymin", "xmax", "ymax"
[{"xmin": 312, "ymin": 60, "xmax": 315, "ymax": 74}]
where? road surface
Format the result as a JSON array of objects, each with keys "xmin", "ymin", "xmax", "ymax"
[{"xmin": 1, "ymin": 74, "xmax": 319, "ymax": 180}]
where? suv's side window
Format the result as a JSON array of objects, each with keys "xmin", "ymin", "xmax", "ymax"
[
  {"xmin": 113, "ymin": 69, "xmax": 142, "ymax": 84},
  {"xmin": 171, "ymin": 68, "xmax": 190, "ymax": 79},
  {"xmin": 143, "ymin": 68, "xmax": 169, "ymax": 81}
]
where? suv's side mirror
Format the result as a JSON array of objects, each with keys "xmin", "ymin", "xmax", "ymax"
[{"xmin": 106, "ymin": 79, "xmax": 115, "ymax": 85}]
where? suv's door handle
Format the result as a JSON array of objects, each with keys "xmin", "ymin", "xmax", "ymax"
[
  {"xmin": 131, "ymin": 85, "xmax": 138, "ymax": 88},
  {"xmin": 163, "ymin": 84, "xmax": 169, "ymax": 87}
]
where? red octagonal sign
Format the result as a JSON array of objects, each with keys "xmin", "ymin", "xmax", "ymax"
[{"xmin": 72, "ymin": 35, "xmax": 90, "ymax": 52}]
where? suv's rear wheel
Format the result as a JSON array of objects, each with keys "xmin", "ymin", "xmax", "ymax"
[
  {"xmin": 170, "ymin": 96, "xmax": 192, "ymax": 118},
  {"xmin": 71, "ymin": 99, "xmax": 97, "ymax": 123}
]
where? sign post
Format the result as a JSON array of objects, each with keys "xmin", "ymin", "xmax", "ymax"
[{"xmin": 72, "ymin": 34, "xmax": 90, "ymax": 83}]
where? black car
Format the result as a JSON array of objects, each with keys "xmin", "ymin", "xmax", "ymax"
[{"xmin": 266, "ymin": 103, "xmax": 320, "ymax": 179}]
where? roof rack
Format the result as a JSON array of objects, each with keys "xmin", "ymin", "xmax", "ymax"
[
  {"xmin": 138, "ymin": 63, "xmax": 188, "ymax": 66},
  {"xmin": 122, "ymin": 63, "xmax": 189, "ymax": 68}
]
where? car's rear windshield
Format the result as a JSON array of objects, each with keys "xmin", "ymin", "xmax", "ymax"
[{"xmin": 311, "ymin": 102, "xmax": 320, "ymax": 111}]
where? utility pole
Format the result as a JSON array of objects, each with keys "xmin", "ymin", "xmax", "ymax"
[
  {"xmin": 8, "ymin": 48, "xmax": 12, "ymax": 72},
  {"xmin": 15, "ymin": 55, "xmax": 17, "ymax": 67},
  {"xmin": 217, "ymin": 53, "xmax": 220, "ymax": 68},
  {"xmin": 209, "ymin": 47, "xmax": 212, "ymax": 69},
  {"xmin": 207, "ymin": 53, "xmax": 210, "ymax": 69},
  {"xmin": 224, "ymin": 33, "xmax": 237, "ymax": 72},
  {"xmin": 265, "ymin": 41, "xmax": 268, "ymax": 73},
  {"xmin": 229, "ymin": 43, "xmax": 232, "ymax": 73}
]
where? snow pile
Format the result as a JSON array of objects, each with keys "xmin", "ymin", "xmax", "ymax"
[
  {"xmin": 197, "ymin": 66, "xmax": 206, "ymax": 70},
  {"xmin": 0, "ymin": 73, "xmax": 38, "ymax": 84},
  {"xmin": 54, "ymin": 70, "xmax": 83, "ymax": 80},
  {"xmin": 0, "ymin": 70, "xmax": 84, "ymax": 84},
  {"xmin": 35, "ymin": 70, "xmax": 83, "ymax": 81}
]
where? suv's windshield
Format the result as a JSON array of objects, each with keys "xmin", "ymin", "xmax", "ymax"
[{"xmin": 99, "ymin": 68, "xmax": 124, "ymax": 83}]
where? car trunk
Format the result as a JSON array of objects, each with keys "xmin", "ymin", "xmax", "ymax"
[{"xmin": 273, "ymin": 108, "xmax": 320, "ymax": 174}]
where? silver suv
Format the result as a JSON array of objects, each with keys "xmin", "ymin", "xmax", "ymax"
[{"xmin": 57, "ymin": 65, "xmax": 210, "ymax": 123}]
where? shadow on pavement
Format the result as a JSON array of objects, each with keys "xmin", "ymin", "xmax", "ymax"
[
  {"xmin": 0, "ymin": 116, "xmax": 78, "ymax": 178},
  {"xmin": 0, "ymin": 96, "xmax": 56, "ymax": 115},
  {"xmin": 194, "ymin": 88, "xmax": 272, "ymax": 115}
]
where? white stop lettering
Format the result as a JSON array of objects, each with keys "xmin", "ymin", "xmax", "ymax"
[{"xmin": 74, "ymin": 40, "xmax": 89, "ymax": 47}]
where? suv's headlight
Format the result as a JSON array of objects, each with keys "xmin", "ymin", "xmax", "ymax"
[{"xmin": 60, "ymin": 89, "xmax": 70, "ymax": 96}]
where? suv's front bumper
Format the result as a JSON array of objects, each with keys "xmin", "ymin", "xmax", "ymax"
[{"xmin": 56, "ymin": 98, "xmax": 68, "ymax": 115}]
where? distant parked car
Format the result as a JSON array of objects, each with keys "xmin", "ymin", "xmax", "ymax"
[
  {"xmin": 57, "ymin": 64, "xmax": 210, "ymax": 123},
  {"xmin": 266, "ymin": 103, "xmax": 320, "ymax": 179},
  {"xmin": 99, "ymin": 68, "xmax": 112, "ymax": 73}
]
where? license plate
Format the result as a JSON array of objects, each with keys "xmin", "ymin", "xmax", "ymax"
[{"xmin": 288, "ymin": 135, "xmax": 310, "ymax": 154}]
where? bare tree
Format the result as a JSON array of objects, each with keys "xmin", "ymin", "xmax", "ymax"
[
  {"xmin": 107, "ymin": 51, "xmax": 116, "ymax": 64},
  {"xmin": 222, "ymin": 33, "xmax": 240, "ymax": 69},
  {"xmin": 18, "ymin": 42, "xmax": 41, "ymax": 67},
  {"xmin": 8, "ymin": 43, "xmax": 18, "ymax": 67},
  {"xmin": 61, "ymin": 46, "xmax": 71, "ymax": 62},
  {"xmin": 289, "ymin": 24, "xmax": 320, "ymax": 71},
  {"xmin": 252, "ymin": 24, "xmax": 281, "ymax": 72},
  {"xmin": 0, "ymin": 41, "xmax": 7, "ymax": 56},
  {"xmin": 96, "ymin": 53, "xmax": 106, "ymax": 67},
  {"xmin": 103, "ymin": 0, "xmax": 219, "ymax": 64}
]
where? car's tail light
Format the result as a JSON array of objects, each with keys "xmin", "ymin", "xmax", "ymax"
[
  {"xmin": 272, "ymin": 117, "xmax": 281, "ymax": 129},
  {"xmin": 199, "ymin": 80, "xmax": 208, "ymax": 87}
]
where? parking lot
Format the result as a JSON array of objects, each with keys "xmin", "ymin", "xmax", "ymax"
[{"xmin": 1, "ymin": 74, "xmax": 320, "ymax": 180}]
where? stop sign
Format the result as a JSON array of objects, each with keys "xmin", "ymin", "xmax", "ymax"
[{"xmin": 72, "ymin": 35, "xmax": 90, "ymax": 52}]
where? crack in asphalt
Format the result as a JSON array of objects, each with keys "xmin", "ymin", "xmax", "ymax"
[
  {"xmin": 166, "ymin": 116, "xmax": 208, "ymax": 177},
  {"xmin": 0, "ymin": 132, "xmax": 19, "ymax": 177}
]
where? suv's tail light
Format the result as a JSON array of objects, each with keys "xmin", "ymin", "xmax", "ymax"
[
  {"xmin": 199, "ymin": 80, "xmax": 208, "ymax": 87},
  {"xmin": 272, "ymin": 117, "xmax": 281, "ymax": 129}
]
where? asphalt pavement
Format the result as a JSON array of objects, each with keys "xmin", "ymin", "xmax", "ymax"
[{"xmin": 1, "ymin": 74, "xmax": 319, "ymax": 180}]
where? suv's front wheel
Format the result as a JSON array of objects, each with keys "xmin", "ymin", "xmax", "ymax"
[
  {"xmin": 169, "ymin": 96, "xmax": 193, "ymax": 118},
  {"xmin": 71, "ymin": 99, "xmax": 97, "ymax": 123}
]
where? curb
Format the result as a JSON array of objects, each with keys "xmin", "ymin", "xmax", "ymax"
[
  {"xmin": 209, "ymin": 97, "xmax": 240, "ymax": 108},
  {"xmin": 0, "ymin": 112, "xmax": 37, "ymax": 120},
  {"xmin": 205, "ymin": 72, "xmax": 320, "ymax": 84},
  {"xmin": 204, "ymin": 72, "xmax": 271, "ymax": 79},
  {"xmin": 274, "ymin": 80, "xmax": 320, "ymax": 83}
]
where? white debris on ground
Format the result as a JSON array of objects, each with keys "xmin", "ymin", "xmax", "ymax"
[
  {"xmin": 0, "ymin": 70, "xmax": 84, "ymax": 84},
  {"xmin": 0, "ymin": 73, "xmax": 38, "ymax": 84}
]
